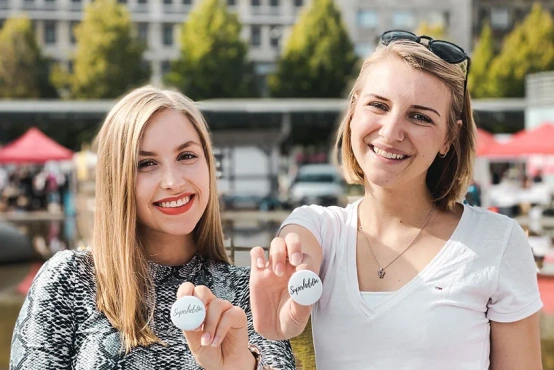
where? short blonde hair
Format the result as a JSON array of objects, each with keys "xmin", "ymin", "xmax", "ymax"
[
  {"xmin": 336, "ymin": 41, "xmax": 476, "ymax": 211},
  {"xmin": 93, "ymin": 86, "xmax": 228, "ymax": 352}
]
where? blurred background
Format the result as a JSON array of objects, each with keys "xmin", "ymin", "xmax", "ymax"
[{"xmin": 1, "ymin": 0, "xmax": 554, "ymax": 368}]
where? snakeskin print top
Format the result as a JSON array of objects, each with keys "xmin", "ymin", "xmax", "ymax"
[{"xmin": 10, "ymin": 250, "xmax": 296, "ymax": 370}]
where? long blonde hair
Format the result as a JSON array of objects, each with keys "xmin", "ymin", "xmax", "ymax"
[
  {"xmin": 92, "ymin": 86, "xmax": 228, "ymax": 352},
  {"xmin": 336, "ymin": 41, "xmax": 476, "ymax": 211}
]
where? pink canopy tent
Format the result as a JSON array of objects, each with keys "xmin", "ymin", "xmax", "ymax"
[
  {"xmin": 0, "ymin": 127, "xmax": 73, "ymax": 164},
  {"xmin": 483, "ymin": 123, "xmax": 554, "ymax": 158},
  {"xmin": 476, "ymin": 128, "xmax": 496, "ymax": 157}
]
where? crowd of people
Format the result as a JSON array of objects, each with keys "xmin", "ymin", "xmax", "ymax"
[{"xmin": 0, "ymin": 165, "xmax": 73, "ymax": 213}]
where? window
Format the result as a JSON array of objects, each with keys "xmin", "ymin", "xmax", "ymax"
[
  {"xmin": 164, "ymin": 0, "xmax": 172, "ymax": 4},
  {"xmin": 163, "ymin": 24, "xmax": 174, "ymax": 46},
  {"xmin": 270, "ymin": 0, "xmax": 278, "ymax": 6},
  {"xmin": 138, "ymin": 23, "xmax": 148, "ymax": 44},
  {"xmin": 70, "ymin": 21, "xmax": 78, "ymax": 44},
  {"xmin": 227, "ymin": 0, "xmax": 235, "ymax": 5},
  {"xmin": 0, "ymin": 19, "xmax": 4, "ymax": 29},
  {"xmin": 161, "ymin": 60, "xmax": 172, "ymax": 76},
  {"xmin": 250, "ymin": 25, "xmax": 261, "ymax": 47},
  {"xmin": 294, "ymin": 0, "xmax": 302, "ymax": 6},
  {"xmin": 138, "ymin": 0, "xmax": 147, "ymax": 4},
  {"xmin": 117, "ymin": 0, "xmax": 127, "ymax": 3},
  {"xmin": 427, "ymin": 10, "xmax": 448, "ymax": 27},
  {"xmin": 491, "ymin": 7, "xmax": 510, "ymax": 30},
  {"xmin": 251, "ymin": 0, "xmax": 260, "ymax": 6},
  {"xmin": 392, "ymin": 10, "xmax": 415, "ymax": 29},
  {"xmin": 183, "ymin": 0, "xmax": 192, "ymax": 5},
  {"xmin": 356, "ymin": 10, "xmax": 378, "ymax": 29},
  {"xmin": 140, "ymin": 61, "xmax": 151, "ymax": 75},
  {"xmin": 355, "ymin": 43, "xmax": 374, "ymax": 57},
  {"xmin": 270, "ymin": 25, "xmax": 281, "ymax": 48},
  {"xmin": 44, "ymin": 21, "xmax": 56, "ymax": 44}
]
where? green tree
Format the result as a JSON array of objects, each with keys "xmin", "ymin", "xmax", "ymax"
[
  {"xmin": 488, "ymin": 3, "xmax": 554, "ymax": 97},
  {"xmin": 165, "ymin": 0, "xmax": 257, "ymax": 100},
  {"xmin": 468, "ymin": 23, "xmax": 495, "ymax": 98},
  {"xmin": 268, "ymin": 0, "xmax": 358, "ymax": 98},
  {"xmin": 55, "ymin": 0, "xmax": 149, "ymax": 99},
  {"xmin": 416, "ymin": 21, "xmax": 446, "ymax": 40},
  {"xmin": 0, "ymin": 16, "xmax": 45, "ymax": 98}
]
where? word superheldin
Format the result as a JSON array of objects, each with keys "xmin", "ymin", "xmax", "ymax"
[{"xmin": 289, "ymin": 277, "xmax": 320, "ymax": 296}]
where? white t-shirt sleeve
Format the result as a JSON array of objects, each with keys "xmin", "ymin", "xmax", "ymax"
[
  {"xmin": 487, "ymin": 220, "xmax": 543, "ymax": 322},
  {"xmin": 278, "ymin": 205, "xmax": 326, "ymax": 247}
]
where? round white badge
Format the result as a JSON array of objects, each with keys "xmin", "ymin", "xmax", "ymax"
[
  {"xmin": 171, "ymin": 296, "xmax": 206, "ymax": 331},
  {"xmin": 288, "ymin": 270, "xmax": 323, "ymax": 306}
]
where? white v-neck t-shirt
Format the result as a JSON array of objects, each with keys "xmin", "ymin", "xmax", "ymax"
[{"xmin": 280, "ymin": 200, "xmax": 542, "ymax": 370}]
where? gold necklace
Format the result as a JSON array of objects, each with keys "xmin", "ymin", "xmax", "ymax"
[{"xmin": 358, "ymin": 204, "xmax": 436, "ymax": 279}]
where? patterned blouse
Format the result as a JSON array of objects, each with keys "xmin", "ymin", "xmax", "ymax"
[{"xmin": 10, "ymin": 250, "xmax": 295, "ymax": 370}]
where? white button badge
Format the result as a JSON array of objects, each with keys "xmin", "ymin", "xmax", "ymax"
[
  {"xmin": 288, "ymin": 270, "xmax": 323, "ymax": 306},
  {"xmin": 171, "ymin": 296, "xmax": 206, "ymax": 331}
]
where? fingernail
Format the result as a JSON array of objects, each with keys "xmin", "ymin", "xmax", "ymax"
[
  {"xmin": 275, "ymin": 263, "xmax": 284, "ymax": 277},
  {"xmin": 201, "ymin": 332, "xmax": 211, "ymax": 346},
  {"xmin": 290, "ymin": 253, "xmax": 302, "ymax": 266},
  {"xmin": 256, "ymin": 257, "xmax": 264, "ymax": 268},
  {"xmin": 211, "ymin": 335, "xmax": 220, "ymax": 347}
]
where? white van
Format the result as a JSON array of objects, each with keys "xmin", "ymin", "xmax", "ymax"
[{"xmin": 288, "ymin": 164, "xmax": 346, "ymax": 208}]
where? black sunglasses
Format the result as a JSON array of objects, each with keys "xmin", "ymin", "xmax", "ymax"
[{"xmin": 381, "ymin": 30, "xmax": 471, "ymax": 116}]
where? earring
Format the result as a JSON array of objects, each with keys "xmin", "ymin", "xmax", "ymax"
[{"xmin": 439, "ymin": 149, "xmax": 449, "ymax": 158}]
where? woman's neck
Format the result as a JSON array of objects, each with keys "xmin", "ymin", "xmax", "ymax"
[
  {"xmin": 359, "ymin": 181, "xmax": 435, "ymax": 234},
  {"xmin": 140, "ymin": 228, "xmax": 197, "ymax": 266}
]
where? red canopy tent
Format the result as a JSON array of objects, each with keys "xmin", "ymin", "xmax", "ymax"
[
  {"xmin": 476, "ymin": 128, "xmax": 496, "ymax": 156},
  {"xmin": 483, "ymin": 123, "xmax": 554, "ymax": 158},
  {"xmin": 0, "ymin": 127, "xmax": 73, "ymax": 164}
]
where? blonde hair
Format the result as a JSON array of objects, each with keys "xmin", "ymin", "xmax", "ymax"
[
  {"xmin": 92, "ymin": 85, "xmax": 228, "ymax": 352},
  {"xmin": 336, "ymin": 40, "xmax": 476, "ymax": 211}
]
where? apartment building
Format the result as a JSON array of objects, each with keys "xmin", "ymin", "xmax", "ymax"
[
  {"xmin": 472, "ymin": 0, "xmax": 554, "ymax": 51},
  {"xmin": 336, "ymin": 0, "xmax": 473, "ymax": 58},
  {"xmin": 0, "ymin": 0, "xmax": 473, "ymax": 88}
]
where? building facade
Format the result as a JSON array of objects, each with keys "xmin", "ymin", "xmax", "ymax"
[
  {"xmin": 0, "ymin": 0, "xmax": 475, "ymax": 89},
  {"xmin": 335, "ymin": 0, "xmax": 473, "ymax": 58},
  {"xmin": 472, "ymin": 0, "xmax": 554, "ymax": 51},
  {"xmin": 0, "ymin": 0, "xmax": 308, "ymax": 87}
]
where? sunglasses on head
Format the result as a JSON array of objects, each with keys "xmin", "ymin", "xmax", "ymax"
[{"xmin": 380, "ymin": 30, "xmax": 471, "ymax": 116}]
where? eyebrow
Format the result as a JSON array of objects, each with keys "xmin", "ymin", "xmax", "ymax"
[
  {"xmin": 363, "ymin": 93, "xmax": 441, "ymax": 118},
  {"xmin": 139, "ymin": 140, "xmax": 201, "ymax": 156}
]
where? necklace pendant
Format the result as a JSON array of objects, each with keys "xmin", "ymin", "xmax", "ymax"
[{"xmin": 377, "ymin": 268, "xmax": 386, "ymax": 279}]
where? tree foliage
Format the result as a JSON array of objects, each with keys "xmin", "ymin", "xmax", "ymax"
[
  {"xmin": 54, "ymin": 0, "xmax": 149, "ymax": 99},
  {"xmin": 487, "ymin": 3, "xmax": 554, "ymax": 97},
  {"xmin": 0, "ymin": 17, "xmax": 47, "ymax": 98},
  {"xmin": 165, "ymin": 0, "xmax": 257, "ymax": 100},
  {"xmin": 468, "ymin": 23, "xmax": 495, "ymax": 98},
  {"xmin": 415, "ymin": 21, "xmax": 446, "ymax": 40},
  {"xmin": 268, "ymin": 0, "xmax": 358, "ymax": 98}
]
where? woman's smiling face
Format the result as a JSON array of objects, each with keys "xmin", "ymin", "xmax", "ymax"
[
  {"xmin": 350, "ymin": 56, "xmax": 452, "ymax": 190},
  {"xmin": 135, "ymin": 109, "xmax": 210, "ymax": 240}
]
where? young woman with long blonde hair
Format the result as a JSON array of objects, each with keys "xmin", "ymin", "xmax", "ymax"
[{"xmin": 11, "ymin": 86, "xmax": 295, "ymax": 370}]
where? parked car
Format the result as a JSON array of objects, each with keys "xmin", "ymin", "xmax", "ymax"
[{"xmin": 288, "ymin": 164, "xmax": 346, "ymax": 208}]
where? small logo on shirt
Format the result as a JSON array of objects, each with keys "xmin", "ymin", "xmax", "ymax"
[{"xmin": 435, "ymin": 286, "xmax": 443, "ymax": 290}]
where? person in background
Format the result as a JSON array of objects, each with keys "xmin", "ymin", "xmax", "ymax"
[
  {"xmin": 250, "ymin": 31, "xmax": 542, "ymax": 370},
  {"xmin": 10, "ymin": 86, "xmax": 295, "ymax": 370}
]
